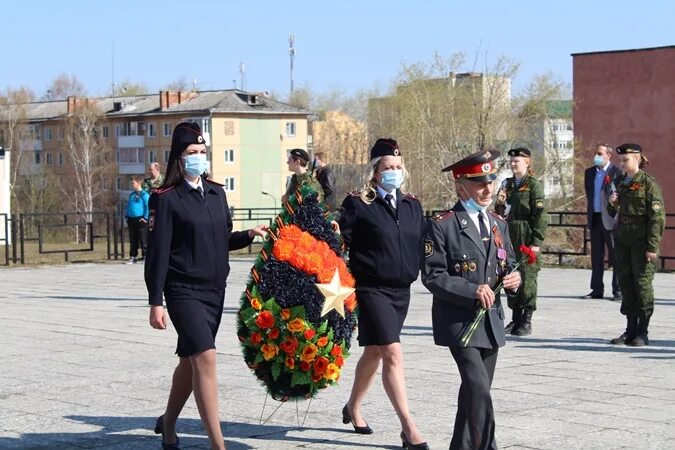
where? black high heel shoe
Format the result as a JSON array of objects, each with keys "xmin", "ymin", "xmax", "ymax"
[
  {"xmin": 154, "ymin": 415, "xmax": 181, "ymax": 450},
  {"xmin": 341, "ymin": 404, "xmax": 373, "ymax": 434},
  {"xmin": 401, "ymin": 430, "xmax": 429, "ymax": 450}
]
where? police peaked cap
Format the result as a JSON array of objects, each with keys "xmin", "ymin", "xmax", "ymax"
[
  {"xmin": 442, "ymin": 149, "xmax": 501, "ymax": 182},
  {"xmin": 616, "ymin": 143, "xmax": 642, "ymax": 154},
  {"xmin": 507, "ymin": 147, "xmax": 531, "ymax": 157},
  {"xmin": 289, "ymin": 148, "xmax": 310, "ymax": 162},
  {"xmin": 170, "ymin": 122, "xmax": 205, "ymax": 159},
  {"xmin": 370, "ymin": 138, "xmax": 401, "ymax": 160}
]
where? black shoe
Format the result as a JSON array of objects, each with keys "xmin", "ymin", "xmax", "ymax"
[
  {"xmin": 580, "ymin": 292, "xmax": 603, "ymax": 299},
  {"xmin": 611, "ymin": 292, "xmax": 623, "ymax": 302},
  {"xmin": 512, "ymin": 310, "xmax": 532, "ymax": 336},
  {"xmin": 154, "ymin": 415, "xmax": 181, "ymax": 449},
  {"xmin": 504, "ymin": 308, "xmax": 522, "ymax": 333},
  {"xmin": 401, "ymin": 431, "xmax": 429, "ymax": 450},
  {"xmin": 609, "ymin": 332, "xmax": 629, "ymax": 345},
  {"xmin": 627, "ymin": 334, "xmax": 649, "ymax": 347},
  {"xmin": 342, "ymin": 404, "xmax": 373, "ymax": 434}
]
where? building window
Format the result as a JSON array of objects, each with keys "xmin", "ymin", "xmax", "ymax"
[
  {"xmin": 46, "ymin": 153, "xmax": 53, "ymax": 165},
  {"xmin": 224, "ymin": 177, "xmax": 235, "ymax": 192},
  {"xmin": 224, "ymin": 121, "xmax": 234, "ymax": 136},
  {"xmin": 285, "ymin": 121, "xmax": 296, "ymax": 137},
  {"xmin": 115, "ymin": 125, "xmax": 120, "ymax": 137},
  {"xmin": 57, "ymin": 128, "xmax": 64, "ymax": 141},
  {"xmin": 163, "ymin": 123, "xmax": 171, "ymax": 136},
  {"xmin": 117, "ymin": 148, "xmax": 145, "ymax": 164},
  {"xmin": 148, "ymin": 123, "xmax": 156, "ymax": 137},
  {"xmin": 116, "ymin": 177, "xmax": 122, "ymax": 191},
  {"xmin": 149, "ymin": 150, "xmax": 157, "ymax": 163},
  {"xmin": 102, "ymin": 126, "xmax": 109, "ymax": 139},
  {"xmin": 224, "ymin": 149, "xmax": 235, "ymax": 164},
  {"xmin": 58, "ymin": 152, "xmax": 64, "ymax": 165},
  {"xmin": 35, "ymin": 151, "xmax": 41, "ymax": 164},
  {"xmin": 45, "ymin": 128, "xmax": 52, "ymax": 141},
  {"xmin": 200, "ymin": 118, "xmax": 210, "ymax": 134},
  {"xmin": 164, "ymin": 150, "xmax": 170, "ymax": 163}
]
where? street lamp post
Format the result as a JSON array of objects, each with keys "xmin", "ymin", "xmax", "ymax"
[{"xmin": 261, "ymin": 191, "xmax": 277, "ymax": 211}]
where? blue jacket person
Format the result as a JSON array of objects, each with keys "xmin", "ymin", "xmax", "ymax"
[{"xmin": 421, "ymin": 149, "xmax": 521, "ymax": 450}]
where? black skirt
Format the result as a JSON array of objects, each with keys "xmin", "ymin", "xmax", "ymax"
[
  {"xmin": 356, "ymin": 286, "xmax": 411, "ymax": 346},
  {"xmin": 164, "ymin": 285, "xmax": 225, "ymax": 358}
]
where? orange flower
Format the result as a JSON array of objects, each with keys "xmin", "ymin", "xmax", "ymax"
[
  {"xmin": 300, "ymin": 343, "xmax": 319, "ymax": 363},
  {"xmin": 324, "ymin": 363, "xmax": 340, "ymax": 381},
  {"xmin": 287, "ymin": 318, "xmax": 306, "ymax": 333},
  {"xmin": 316, "ymin": 336, "xmax": 329, "ymax": 347},
  {"xmin": 268, "ymin": 328, "xmax": 280, "ymax": 340},
  {"xmin": 334, "ymin": 355, "xmax": 344, "ymax": 367},
  {"xmin": 300, "ymin": 361, "xmax": 311, "ymax": 371},
  {"xmin": 330, "ymin": 345, "xmax": 342, "ymax": 356},
  {"xmin": 280, "ymin": 309, "xmax": 291, "ymax": 320},
  {"xmin": 250, "ymin": 297, "xmax": 262, "ymax": 310},
  {"xmin": 255, "ymin": 311, "xmax": 275, "ymax": 329},
  {"xmin": 261, "ymin": 343, "xmax": 278, "ymax": 361},
  {"xmin": 272, "ymin": 240, "xmax": 294, "ymax": 261},
  {"xmin": 313, "ymin": 356, "xmax": 329, "ymax": 376},
  {"xmin": 344, "ymin": 293, "xmax": 357, "ymax": 313},
  {"xmin": 249, "ymin": 332, "xmax": 262, "ymax": 346},
  {"xmin": 279, "ymin": 336, "xmax": 299, "ymax": 356},
  {"xmin": 285, "ymin": 356, "xmax": 295, "ymax": 370},
  {"xmin": 304, "ymin": 329, "xmax": 316, "ymax": 340}
]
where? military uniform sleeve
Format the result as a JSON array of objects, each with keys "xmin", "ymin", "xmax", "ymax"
[
  {"xmin": 420, "ymin": 219, "xmax": 478, "ymax": 310},
  {"xmin": 144, "ymin": 193, "xmax": 172, "ymax": 306},
  {"xmin": 645, "ymin": 179, "xmax": 666, "ymax": 253},
  {"xmin": 338, "ymin": 195, "xmax": 357, "ymax": 249},
  {"xmin": 223, "ymin": 189, "xmax": 254, "ymax": 251},
  {"xmin": 529, "ymin": 180, "xmax": 548, "ymax": 246}
]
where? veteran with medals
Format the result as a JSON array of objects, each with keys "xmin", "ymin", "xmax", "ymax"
[
  {"xmin": 421, "ymin": 149, "xmax": 521, "ymax": 450},
  {"xmin": 607, "ymin": 143, "xmax": 665, "ymax": 346}
]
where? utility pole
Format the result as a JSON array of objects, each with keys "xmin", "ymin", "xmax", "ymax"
[
  {"xmin": 239, "ymin": 62, "xmax": 246, "ymax": 91},
  {"xmin": 289, "ymin": 33, "xmax": 295, "ymax": 99}
]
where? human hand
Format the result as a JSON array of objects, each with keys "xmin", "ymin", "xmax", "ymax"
[
  {"xmin": 140, "ymin": 218, "xmax": 147, "ymax": 224},
  {"xmin": 249, "ymin": 224, "xmax": 269, "ymax": 238},
  {"xmin": 149, "ymin": 306, "xmax": 166, "ymax": 330},
  {"xmin": 609, "ymin": 192, "xmax": 618, "ymax": 206},
  {"xmin": 496, "ymin": 188, "xmax": 507, "ymax": 204},
  {"xmin": 646, "ymin": 251, "xmax": 657, "ymax": 263},
  {"xmin": 475, "ymin": 284, "xmax": 495, "ymax": 309},
  {"xmin": 502, "ymin": 271, "xmax": 522, "ymax": 291},
  {"xmin": 330, "ymin": 220, "xmax": 340, "ymax": 234},
  {"xmin": 281, "ymin": 195, "xmax": 288, "ymax": 203}
]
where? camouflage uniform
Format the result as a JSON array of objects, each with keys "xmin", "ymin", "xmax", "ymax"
[
  {"xmin": 495, "ymin": 174, "xmax": 547, "ymax": 335},
  {"xmin": 608, "ymin": 169, "xmax": 664, "ymax": 345},
  {"xmin": 142, "ymin": 174, "xmax": 164, "ymax": 193},
  {"xmin": 284, "ymin": 172, "xmax": 323, "ymax": 202}
]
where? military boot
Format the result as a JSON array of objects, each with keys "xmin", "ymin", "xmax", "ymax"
[
  {"xmin": 609, "ymin": 315, "xmax": 638, "ymax": 345},
  {"xmin": 504, "ymin": 308, "xmax": 522, "ymax": 333},
  {"xmin": 512, "ymin": 310, "xmax": 532, "ymax": 336},
  {"xmin": 627, "ymin": 313, "xmax": 650, "ymax": 346}
]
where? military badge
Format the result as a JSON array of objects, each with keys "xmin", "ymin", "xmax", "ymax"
[
  {"xmin": 424, "ymin": 240, "xmax": 434, "ymax": 258},
  {"xmin": 481, "ymin": 163, "xmax": 491, "ymax": 173},
  {"xmin": 197, "ymin": 135, "xmax": 204, "ymax": 144},
  {"xmin": 468, "ymin": 261, "xmax": 477, "ymax": 272},
  {"xmin": 652, "ymin": 201, "xmax": 661, "ymax": 211},
  {"xmin": 536, "ymin": 199, "xmax": 544, "ymax": 209},
  {"xmin": 454, "ymin": 263, "xmax": 461, "ymax": 273},
  {"xmin": 497, "ymin": 248, "xmax": 507, "ymax": 260},
  {"xmin": 148, "ymin": 210, "xmax": 156, "ymax": 231},
  {"xmin": 462, "ymin": 262, "xmax": 469, "ymax": 272},
  {"xmin": 394, "ymin": 148, "xmax": 400, "ymax": 156},
  {"xmin": 482, "ymin": 151, "xmax": 491, "ymax": 160}
]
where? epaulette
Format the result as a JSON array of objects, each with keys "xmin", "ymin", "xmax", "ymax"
[
  {"xmin": 205, "ymin": 178, "xmax": 225, "ymax": 187},
  {"xmin": 489, "ymin": 211, "xmax": 506, "ymax": 223},
  {"xmin": 152, "ymin": 186, "xmax": 175, "ymax": 195},
  {"xmin": 405, "ymin": 192, "xmax": 419, "ymax": 201},
  {"xmin": 433, "ymin": 210, "xmax": 455, "ymax": 221}
]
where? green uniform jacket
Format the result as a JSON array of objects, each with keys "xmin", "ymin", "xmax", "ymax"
[
  {"xmin": 285, "ymin": 172, "xmax": 324, "ymax": 202},
  {"xmin": 494, "ymin": 174, "xmax": 548, "ymax": 248},
  {"xmin": 142, "ymin": 174, "xmax": 164, "ymax": 193},
  {"xmin": 607, "ymin": 170, "xmax": 665, "ymax": 253}
]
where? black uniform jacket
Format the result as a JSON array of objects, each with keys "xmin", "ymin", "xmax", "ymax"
[
  {"xmin": 584, "ymin": 163, "xmax": 622, "ymax": 229},
  {"xmin": 338, "ymin": 190, "xmax": 425, "ymax": 288},
  {"xmin": 145, "ymin": 178, "xmax": 253, "ymax": 306},
  {"xmin": 421, "ymin": 202, "xmax": 517, "ymax": 349}
]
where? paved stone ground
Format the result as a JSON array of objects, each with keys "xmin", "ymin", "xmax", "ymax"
[{"xmin": 0, "ymin": 261, "xmax": 674, "ymax": 449}]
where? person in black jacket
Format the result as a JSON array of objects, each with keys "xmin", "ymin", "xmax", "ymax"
[
  {"xmin": 313, "ymin": 151, "xmax": 336, "ymax": 209},
  {"xmin": 338, "ymin": 138, "xmax": 428, "ymax": 450},
  {"xmin": 145, "ymin": 122, "xmax": 267, "ymax": 450}
]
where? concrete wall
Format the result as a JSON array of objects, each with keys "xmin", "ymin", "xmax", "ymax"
[{"xmin": 573, "ymin": 46, "xmax": 675, "ymax": 266}]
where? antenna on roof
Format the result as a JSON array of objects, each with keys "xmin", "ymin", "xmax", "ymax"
[
  {"xmin": 289, "ymin": 33, "xmax": 296, "ymax": 98},
  {"xmin": 239, "ymin": 62, "xmax": 246, "ymax": 91},
  {"xmin": 111, "ymin": 40, "xmax": 116, "ymax": 102}
]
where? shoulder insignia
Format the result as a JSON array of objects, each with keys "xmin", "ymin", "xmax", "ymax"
[
  {"xmin": 424, "ymin": 239, "xmax": 434, "ymax": 258},
  {"xmin": 405, "ymin": 192, "xmax": 418, "ymax": 200},
  {"xmin": 535, "ymin": 199, "xmax": 544, "ymax": 209},
  {"xmin": 433, "ymin": 210, "xmax": 455, "ymax": 221},
  {"xmin": 148, "ymin": 209, "xmax": 156, "ymax": 231},
  {"xmin": 652, "ymin": 201, "xmax": 661, "ymax": 211},
  {"xmin": 205, "ymin": 178, "xmax": 224, "ymax": 187},
  {"xmin": 489, "ymin": 211, "xmax": 506, "ymax": 223},
  {"xmin": 152, "ymin": 186, "xmax": 175, "ymax": 195}
]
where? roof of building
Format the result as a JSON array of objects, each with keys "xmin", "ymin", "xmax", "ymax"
[
  {"xmin": 3, "ymin": 90, "xmax": 309, "ymax": 122},
  {"xmin": 545, "ymin": 100, "xmax": 572, "ymax": 119},
  {"xmin": 571, "ymin": 45, "xmax": 675, "ymax": 57}
]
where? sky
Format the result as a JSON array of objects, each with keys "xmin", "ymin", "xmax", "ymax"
[{"xmin": 3, "ymin": 0, "xmax": 675, "ymax": 100}]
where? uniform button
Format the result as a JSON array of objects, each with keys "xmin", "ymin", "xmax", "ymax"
[
  {"xmin": 488, "ymin": 277, "xmax": 492, "ymax": 283},
  {"xmin": 488, "ymin": 261, "xmax": 491, "ymax": 267},
  {"xmin": 463, "ymin": 254, "xmax": 467, "ymax": 258}
]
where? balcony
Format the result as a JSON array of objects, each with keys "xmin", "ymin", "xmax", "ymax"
[
  {"xmin": 118, "ymin": 163, "xmax": 145, "ymax": 175},
  {"xmin": 118, "ymin": 135, "xmax": 145, "ymax": 149}
]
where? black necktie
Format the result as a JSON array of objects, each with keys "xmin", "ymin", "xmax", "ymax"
[
  {"xmin": 478, "ymin": 212, "xmax": 490, "ymax": 251},
  {"xmin": 384, "ymin": 194, "xmax": 395, "ymax": 209}
]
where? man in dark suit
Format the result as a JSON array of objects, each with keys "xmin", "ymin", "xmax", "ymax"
[
  {"xmin": 421, "ymin": 149, "xmax": 522, "ymax": 450},
  {"xmin": 582, "ymin": 143, "xmax": 623, "ymax": 301}
]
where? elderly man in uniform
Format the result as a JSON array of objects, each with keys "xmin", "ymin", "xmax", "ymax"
[
  {"xmin": 421, "ymin": 149, "xmax": 522, "ymax": 450},
  {"xmin": 281, "ymin": 148, "xmax": 323, "ymax": 204},
  {"xmin": 143, "ymin": 162, "xmax": 164, "ymax": 193}
]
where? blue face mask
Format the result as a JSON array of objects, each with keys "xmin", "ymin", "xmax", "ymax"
[
  {"xmin": 380, "ymin": 169, "xmax": 404, "ymax": 191},
  {"xmin": 594, "ymin": 155, "xmax": 604, "ymax": 167},
  {"xmin": 183, "ymin": 154, "xmax": 209, "ymax": 177},
  {"xmin": 461, "ymin": 186, "xmax": 490, "ymax": 213}
]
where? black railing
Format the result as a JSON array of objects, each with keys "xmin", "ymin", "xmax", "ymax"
[{"xmin": 0, "ymin": 213, "xmax": 10, "ymax": 266}]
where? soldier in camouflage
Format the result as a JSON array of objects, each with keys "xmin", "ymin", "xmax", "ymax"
[
  {"xmin": 494, "ymin": 148, "xmax": 548, "ymax": 336},
  {"xmin": 142, "ymin": 162, "xmax": 164, "ymax": 193},
  {"xmin": 607, "ymin": 143, "xmax": 665, "ymax": 347},
  {"xmin": 281, "ymin": 148, "xmax": 323, "ymax": 204}
]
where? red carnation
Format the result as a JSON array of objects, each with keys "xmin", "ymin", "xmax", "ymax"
[
  {"xmin": 303, "ymin": 329, "xmax": 316, "ymax": 340},
  {"xmin": 330, "ymin": 345, "xmax": 342, "ymax": 356},
  {"xmin": 603, "ymin": 175, "xmax": 611, "ymax": 185},
  {"xmin": 255, "ymin": 310, "xmax": 275, "ymax": 329},
  {"xmin": 519, "ymin": 244, "xmax": 538, "ymax": 265}
]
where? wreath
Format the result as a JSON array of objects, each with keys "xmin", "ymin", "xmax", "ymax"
[{"xmin": 237, "ymin": 184, "xmax": 358, "ymax": 401}]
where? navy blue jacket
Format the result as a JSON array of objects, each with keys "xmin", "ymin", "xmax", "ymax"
[
  {"xmin": 338, "ymin": 190, "xmax": 425, "ymax": 288},
  {"xmin": 144, "ymin": 178, "xmax": 253, "ymax": 306}
]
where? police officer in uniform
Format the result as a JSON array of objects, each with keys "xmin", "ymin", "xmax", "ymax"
[
  {"xmin": 608, "ymin": 143, "xmax": 665, "ymax": 347},
  {"xmin": 281, "ymin": 148, "xmax": 323, "ymax": 204},
  {"xmin": 338, "ymin": 138, "xmax": 428, "ymax": 450},
  {"xmin": 145, "ymin": 122, "xmax": 267, "ymax": 450},
  {"xmin": 494, "ymin": 147, "xmax": 547, "ymax": 336},
  {"xmin": 421, "ymin": 149, "xmax": 521, "ymax": 450}
]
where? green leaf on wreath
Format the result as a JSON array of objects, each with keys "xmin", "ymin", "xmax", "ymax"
[
  {"xmin": 291, "ymin": 371, "xmax": 310, "ymax": 387},
  {"xmin": 254, "ymin": 352, "xmax": 264, "ymax": 364},
  {"xmin": 327, "ymin": 328, "xmax": 334, "ymax": 341},
  {"xmin": 240, "ymin": 307, "xmax": 256, "ymax": 323},
  {"xmin": 264, "ymin": 298, "xmax": 281, "ymax": 314},
  {"xmin": 291, "ymin": 305, "xmax": 305, "ymax": 319},
  {"xmin": 317, "ymin": 321, "xmax": 328, "ymax": 334},
  {"xmin": 271, "ymin": 362, "xmax": 281, "ymax": 380}
]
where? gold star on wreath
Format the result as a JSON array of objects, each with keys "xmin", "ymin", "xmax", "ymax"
[{"xmin": 315, "ymin": 269, "xmax": 355, "ymax": 318}]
